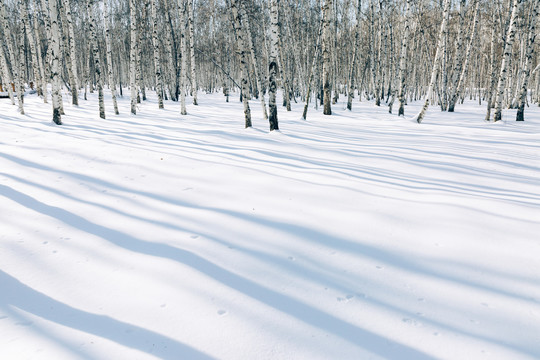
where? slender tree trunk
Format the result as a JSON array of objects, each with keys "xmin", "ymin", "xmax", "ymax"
[
  {"xmin": 129, "ymin": 0, "xmax": 137, "ymax": 114},
  {"xmin": 48, "ymin": 0, "xmax": 63, "ymax": 124},
  {"xmin": 178, "ymin": 0, "xmax": 187, "ymax": 115},
  {"xmin": 516, "ymin": 1, "xmax": 538, "ymax": 121},
  {"xmin": 415, "ymin": 0, "xmax": 451, "ymax": 123},
  {"xmin": 229, "ymin": 0, "xmax": 252, "ymax": 128},
  {"xmin": 60, "ymin": 0, "xmax": 79, "ymax": 105},
  {"xmin": 240, "ymin": 1, "xmax": 267, "ymax": 121},
  {"xmin": 397, "ymin": 0, "xmax": 411, "ymax": 116},
  {"xmin": 303, "ymin": 20, "xmax": 323, "ymax": 120},
  {"xmin": 0, "ymin": 37, "xmax": 15, "ymax": 105},
  {"xmin": 449, "ymin": 0, "xmax": 480, "ymax": 112},
  {"xmin": 21, "ymin": 0, "xmax": 42, "ymax": 99},
  {"xmin": 1, "ymin": 0, "xmax": 24, "ymax": 114},
  {"xmin": 187, "ymin": 0, "xmax": 197, "ymax": 105},
  {"xmin": 322, "ymin": 0, "xmax": 332, "ymax": 115},
  {"xmin": 150, "ymin": 0, "xmax": 164, "ymax": 109},
  {"xmin": 347, "ymin": 0, "xmax": 362, "ymax": 111},
  {"xmin": 268, "ymin": 0, "xmax": 280, "ymax": 130},
  {"xmin": 493, "ymin": 0, "xmax": 522, "ymax": 122},
  {"xmin": 104, "ymin": 0, "xmax": 119, "ymax": 114},
  {"xmin": 87, "ymin": 0, "xmax": 105, "ymax": 119}
]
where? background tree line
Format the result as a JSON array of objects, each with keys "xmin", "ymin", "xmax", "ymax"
[{"xmin": 0, "ymin": 0, "xmax": 538, "ymax": 129}]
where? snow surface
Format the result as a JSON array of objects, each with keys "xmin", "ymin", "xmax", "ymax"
[{"xmin": 1, "ymin": 90, "xmax": 540, "ymax": 360}]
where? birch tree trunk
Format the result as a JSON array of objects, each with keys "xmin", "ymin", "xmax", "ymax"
[
  {"xmin": 322, "ymin": 0, "xmax": 332, "ymax": 115},
  {"xmin": 347, "ymin": 0, "xmax": 362, "ymax": 111},
  {"xmin": 21, "ymin": 0, "xmax": 42, "ymax": 99},
  {"xmin": 87, "ymin": 0, "xmax": 105, "ymax": 119},
  {"xmin": 187, "ymin": 0, "xmax": 197, "ymax": 105},
  {"xmin": 414, "ymin": 0, "xmax": 450, "ymax": 123},
  {"xmin": 229, "ymin": 0, "xmax": 251, "ymax": 128},
  {"xmin": 48, "ymin": 0, "xmax": 63, "ymax": 124},
  {"xmin": 33, "ymin": 4, "xmax": 47, "ymax": 102},
  {"xmin": 0, "ymin": 38, "xmax": 15, "ymax": 105},
  {"xmin": 150, "ymin": 0, "xmax": 164, "ymax": 109},
  {"xmin": 178, "ymin": 0, "xmax": 187, "ymax": 115},
  {"xmin": 448, "ymin": 0, "xmax": 479, "ymax": 112},
  {"xmin": 397, "ymin": 0, "xmax": 411, "ymax": 116},
  {"xmin": 104, "ymin": 0, "xmax": 119, "ymax": 114},
  {"xmin": 129, "ymin": 0, "xmax": 137, "ymax": 114},
  {"xmin": 60, "ymin": 0, "xmax": 79, "ymax": 105},
  {"xmin": 268, "ymin": 0, "xmax": 280, "ymax": 130},
  {"xmin": 240, "ymin": 0, "xmax": 267, "ymax": 121},
  {"xmin": 302, "ymin": 20, "xmax": 323, "ymax": 120},
  {"xmin": 1, "ymin": 0, "xmax": 24, "ymax": 114},
  {"xmin": 516, "ymin": 1, "xmax": 538, "ymax": 121},
  {"xmin": 493, "ymin": 0, "xmax": 522, "ymax": 122}
]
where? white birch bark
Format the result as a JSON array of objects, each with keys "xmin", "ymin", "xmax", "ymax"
[
  {"xmin": 240, "ymin": 0, "xmax": 267, "ymax": 121},
  {"xmin": 322, "ymin": 0, "xmax": 332, "ymax": 115},
  {"xmin": 516, "ymin": 0, "xmax": 538, "ymax": 121},
  {"xmin": 60, "ymin": 0, "xmax": 78, "ymax": 105},
  {"xmin": 21, "ymin": 0, "xmax": 42, "ymax": 99},
  {"xmin": 448, "ymin": 0, "xmax": 479, "ymax": 112},
  {"xmin": 178, "ymin": 0, "xmax": 187, "ymax": 115},
  {"xmin": 268, "ymin": 0, "xmax": 279, "ymax": 130},
  {"xmin": 1, "ymin": 0, "xmax": 24, "ymax": 114},
  {"xmin": 151, "ymin": 0, "xmax": 164, "ymax": 109},
  {"xmin": 397, "ymin": 0, "xmax": 411, "ymax": 116},
  {"xmin": 414, "ymin": 0, "xmax": 451, "ymax": 123},
  {"xmin": 0, "ymin": 38, "xmax": 15, "ymax": 104},
  {"xmin": 347, "ymin": 0, "xmax": 362, "ymax": 111},
  {"xmin": 187, "ymin": 0, "xmax": 197, "ymax": 105},
  {"xmin": 129, "ymin": 0, "xmax": 137, "ymax": 114},
  {"xmin": 493, "ymin": 0, "xmax": 522, "ymax": 122},
  {"xmin": 230, "ymin": 0, "xmax": 251, "ymax": 128},
  {"xmin": 87, "ymin": 0, "xmax": 105, "ymax": 119},
  {"xmin": 33, "ymin": 4, "xmax": 47, "ymax": 102},
  {"xmin": 103, "ymin": 0, "xmax": 119, "ymax": 114},
  {"xmin": 48, "ymin": 0, "xmax": 63, "ymax": 124}
]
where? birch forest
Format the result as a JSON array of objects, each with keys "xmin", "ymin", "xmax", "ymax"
[{"xmin": 1, "ymin": 0, "xmax": 539, "ymax": 128}]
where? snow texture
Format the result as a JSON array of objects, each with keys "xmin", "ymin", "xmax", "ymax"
[{"xmin": 1, "ymin": 90, "xmax": 540, "ymax": 360}]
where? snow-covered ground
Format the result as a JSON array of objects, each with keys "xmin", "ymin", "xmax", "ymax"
[{"xmin": 1, "ymin": 90, "xmax": 539, "ymax": 360}]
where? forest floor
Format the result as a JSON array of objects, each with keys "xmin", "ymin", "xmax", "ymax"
[{"xmin": 1, "ymin": 90, "xmax": 539, "ymax": 360}]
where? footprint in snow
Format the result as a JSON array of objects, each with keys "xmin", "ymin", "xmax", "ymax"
[
  {"xmin": 160, "ymin": 304, "xmax": 167, "ymax": 308},
  {"xmin": 402, "ymin": 318, "xmax": 422, "ymax": 327},
  {"xmin": 217, "ymin": 310, "xmax": 227, "ymax": 316},
  {"xmin": 337, "ymin": 295, "xmax": 354, "ymax": 303},
  {"xmin": 190, "ymin": 235, "xmax": 199, "ymax": 239},
  {"xmin": 288, "ymin": 256, "xmax": 295, "ymax": 261}
]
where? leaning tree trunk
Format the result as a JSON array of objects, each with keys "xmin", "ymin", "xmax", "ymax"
[
  {"xmin": 414, "ymin": 0, "xmax": 450, "ymax": 124},
  {"xmin": 48, "ymin": 0, "xmax": 63, "ymax": 124},
  {"xmin": 302, "ymin": 20, "xmax": 323, "ymax": 120},
  {"xmin": 87, "ymin": 0, "xmax": 105, "ymax": 119},
  {"xmin": 493, "ymin": 0, "xmax": 522, "ymax": 122},
  {"xmin": 129, "ymin": 0, "xmax": 137, "ymax": 114},
  {"xmin": 229, "ymin": 0, "xmax": 252, "ymax": 128},
  {"xmin": 516, "ymin": 0, "xmax": 538, "ymax": 121},
  {"xmin": 397, "ymin": 0, "xmax": 411, "ymax": 116},
  {"xmin": 268, "ymin": 0, "xmax": 280, "ymax": 131},
  {"xmin": 103, "ymin": 0, "xmax": 119, "ymax": 114},
  {"xmin": 449, "ymin": 0, "xmax": 479, "ymax": 112},
  {"xmin": 321, "ymin": 0, "xmax": 332, "ymax": 115}
]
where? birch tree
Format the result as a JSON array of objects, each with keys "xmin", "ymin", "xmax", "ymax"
[
  {"xmin": 414, "ymin": 0, "xmax": 451, "ymax": 124},
  {"xmin": 321, "ymin": 0, "xmax": 332, "ymax": 115},
  {"xmin": 268, "ymin": 0, "xmax": 280, "ymax": 130},
  {"xmin": 104, "ymin": 0, "xmax": 119, "ymax": 114},
  {"xmin": 492, "ymin": 0, "xmax": 522, "ymax": 122}
]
